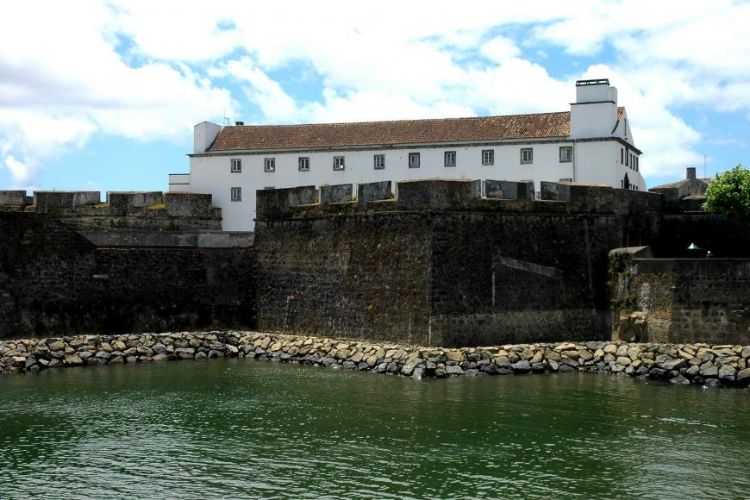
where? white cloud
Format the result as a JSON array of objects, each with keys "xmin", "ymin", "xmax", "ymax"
[{"xmin": 0, "ymin": 0, "xmax": 748, "ymax": 187}]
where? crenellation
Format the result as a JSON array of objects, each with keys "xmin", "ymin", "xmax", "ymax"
[{"xmin": 256, "ymin": 179, "xmax": 661, "ymax": 222}]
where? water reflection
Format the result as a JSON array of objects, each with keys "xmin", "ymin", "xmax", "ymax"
[{"xmin": 0, "ymin": 359, "xmax": 748, "ymax": 499}]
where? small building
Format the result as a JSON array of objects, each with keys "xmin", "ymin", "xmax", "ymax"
[
  {"xmin": 649, "ymin": 167, "xmax": 711, "ymax": 211},
  {"xmin": 172, "ymin": 78, "xmax": 645, "ymax": 231}
]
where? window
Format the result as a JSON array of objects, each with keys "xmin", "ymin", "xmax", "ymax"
[
  {"xmin": 298, "ymin": 156, "xmax": 310, "ymax": 172},
  {"xmin": 333, "ymin": 156, "xmax": 345, "ymax": 171},
  {"xmin": 230, "ymin": 187, "xmax": 241, "ymax": 201},
  {"xmin": 230, "ymin": 158, "xmax": 242, "ymax": 173},
  {"xmin": 482, "ymin": 149, "xmax": 494, "ymax": 165},
  {"xmin": 625, "ymin": 150, "xmax": 629, "ymax": 166},
  {"xmin": 409, "ymin": 152, "xmax": 420, "ymax": 168},
  {"xmin": 444, "ymin": 151, "xmax": 456, "ymax": 167},
  {"xmin": 559, "ymin": 146, "xmax": 572, "ymax": 163},
  {"xmin": 521, "ymin": 148, "xmax": 533, "ymax": 164},
  {"xmin": 264, "ymin": 158, "xmax": 275, "ymax": 172},
  {"xmin": 620, "ymin": 148, "xmax": 624, "ymax": 164},
  {"xmin": 374, "ymin": 154, "xmax": 385, "ymax": 170}
]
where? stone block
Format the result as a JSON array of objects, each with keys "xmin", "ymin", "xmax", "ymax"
[
  {"xmin": 164, "ymin": 192, "xmax": 214, "ymax": 218},
  {"xmin": 357, "ymin": 181, "xmax": 393, "ymax": 203},
  {"xmin": 540, "ymin": 182, "xmax": 570, "ymax": 201},
  {"xmin": 33, "ymin": 191, "xmax": 101, "ymax": 213},
  {"xmin": 0, "ymin": 191, "xmax": 29, "ymax": 206},
  {"xmin": 484, "ymin": 180, "xmax": 534, "ymax": 200},
  {"xmin": 320, "ymin": 184, "xmax": 353, "ymax": 205},
  {"xmin": 256, "ymin": 186, "xmax": 318, "ymax": 219},
  {"xmin": 397, "ymin": 179, "xmax": 481, "ymax": 210},
  {"xmin": 107, "ymin": 192, "xmax": 163, "ymax": 216}
]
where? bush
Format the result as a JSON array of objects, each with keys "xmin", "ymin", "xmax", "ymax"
[{"xmin": 703, "ymin": 165, "xmax": 750, "ymax": 219}]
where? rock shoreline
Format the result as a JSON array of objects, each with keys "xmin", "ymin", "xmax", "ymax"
[{"xmin": 2, "ymin": 331, "xmax": 750, "ymax": 387}]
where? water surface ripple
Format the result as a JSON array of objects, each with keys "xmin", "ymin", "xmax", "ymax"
[{"xmin": 1, "ymin": 359, "xmax": 748, "ymax": 499}]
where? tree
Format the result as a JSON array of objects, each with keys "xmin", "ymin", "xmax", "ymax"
[{"xmin": 703, "ymin": 165, "xmax": 750, "ymax": 219}]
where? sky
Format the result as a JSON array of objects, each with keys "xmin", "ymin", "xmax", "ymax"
[{"xmin": 1, "ymin": 0, "xmax": 749, "ymax": 195}]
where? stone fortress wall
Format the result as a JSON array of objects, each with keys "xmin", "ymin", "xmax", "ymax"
[
  {"xmin": 254, "ymin": 179, "xmax": 665, "ymax": 346},
  {"xmin": 0, "ymin": 191, "xmax": 254, "ymax": 339},
  {"xmin": 1, "ymin": 181, "xmax": 748, "ymax": 347}
]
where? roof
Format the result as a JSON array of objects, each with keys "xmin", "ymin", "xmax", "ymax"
[{"xmin": 208, "ymin": 111, "xmax": 572, "ymax": 152}]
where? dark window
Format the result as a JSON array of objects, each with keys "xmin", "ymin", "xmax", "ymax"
[
  {"xmin": 264, "ymin": 158, "xmax": 275, "ymax": 172},
  {"xmin": 559, "ymin": 146, "xmax": 572, "ymax": 163},
  {"xmin": 521, "ymin": 148, "xmax": 533, "ymax": 164},
  {"xmin": 408, "ymin": 152, "xmax": 420, "ymax": 168},
  {"xmin": 333, "ymin": 156, "xmax": 345, "ymax": 171},
  {"xmin": 374, "ymin": 154, "xmax": 385, "ymax": 170},
  {"xmin": 444, "ymin": 151, "xmax": 456, "ymax": 167},
  {"xmin": 482, "ymin": 149, "xmax": 494, "ymax": 165},
  {"xmin": 230, "ymin": 158, "xmax": 242, "ymax": 173},
  {"xmin": 230, "ymin": 187, "xmax": 241, "ymax": 201},
  {"xmin": 298, "ymin": 157, "xmax": 310, "ymax": 172}
]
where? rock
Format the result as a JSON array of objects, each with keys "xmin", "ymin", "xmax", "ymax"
[
  {"xmin": 435, "ymin": 367, "xmax": 447, "ymax": 378},
  {"xmin": 445, "ymin": 350, "xmax": 463, "ymax": 363},
  {"xmin": 511, "ymin": 360, "xmax": 531, "ymax": 373},
  {"xmin": 531, "ymin": 362, "xmax": 546, "ymax": 373},
  {"xmin": 661, "ymin": 359, "xmax": 686, "ymax": 371},
  {"xmin": 64, "ymin": 354, "xmax": 83, "ymax": 366},
  {"xmin": 555, "ymin": 342, "xmax": 576, "ymax": 351},
  {"xmin": 603, "ymin": 344, "xmax": 618, "ymax": 354},
  {"xmin": 669, "ymin": 374, "xmax": 690, "ymax": 385},
  {"xmin": 648, "ymin": 368, "xmax": 668, "ymax": 379},
  {"xmin": 548, "ymin": 360, "xmax": 559, "ymax": 371},
  {"xmin": 357, "ymin": 361, "xmax": 369, "ymax": 371},
  {"xmin": 152, "ymin": 353, "xmax": 169, "ymax": 362},
  {"xmin": 412, "ymin": 367, "xmax": 424, "ymax": 380},
  {"xmin": 387, "ymin": 362, "xmax": 399, "ymax": 374},
  {"xmin": 400, "ymin": 357, "xmax": 422, "ymax": 376},
  {"xmin": 718, "ymin": 365, "xmax": 736, "ymax": 382},
  {"xmin": 700, "ymin": 364, "xmax": 719, "ymax": 378},
  {"xmin": 704, "ymin": 378, "xmax": 720, "ymax": 388},
  {"xmin": 616, "ymin": 356, "xmax": 632, "ymax": 366},
  {"xmin": 342, "ymin": 361, "xmax": 357, "ymax": 370},
  {"xmin": 578, "ymin": 350, "xmax": 593, "ymax": 361},
  {"xmin": 48, "ymin": 340, "xmax": 65, "ymax": 352},
  {"xmin": 445, "ymin": 365, "xmax": 464, "ymax": 376},
  {"xmin": 685, "ymin": 365, "xmax": 700, "ymax": 378},
  {"xmin": 736, "ymin": 367, "xmax": 750, "ymax": 382}
]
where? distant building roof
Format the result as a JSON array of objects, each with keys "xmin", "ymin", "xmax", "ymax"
[{"xmin": 208, "ymin": 111, "xmax": 574, "ymax": 152}]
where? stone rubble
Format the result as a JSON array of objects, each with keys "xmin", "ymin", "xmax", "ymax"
[{"xmin": 1, "ymin": 331, "xmax": 750, "ymax": 388}]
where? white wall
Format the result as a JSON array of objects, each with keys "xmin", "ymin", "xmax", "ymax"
[{"xmin": 189, "ymin": 139, "xmax": 645, "ymax": 231}]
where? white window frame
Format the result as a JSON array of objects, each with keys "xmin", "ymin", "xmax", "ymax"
[
  {"xmin": 264, "ymin": 158, "xmax": 275, "ymax": 172},
  {"xmin": 230, "ymin": 158, "xmax": 242, "ymax": 173},
  {"xmin": 521, "ymin": 148, "xmax": 533, "ymax": 165},
  {"xmin": 482, "ymin": 149, "xmax": 494, "ymax": 165},
  {"xmin": 444, "ymin": 151, "xmax": 456, "ymax": 167},
  {"xmin": 298, "ymin": 156, "xmax": 310, "ymax": 172},
  {"xmin": 374, "ymin": 154, "xmax": 385, "ymax": 170},
  {"xmin": 333, "ymin": 156, "xmax": 345, "ymax": 171},
  {"xmin": 559, "ymin": 146, "xmax": 572, "ymax": 163},
  {"xmin": 408, "ymin": 152, "xmax": 420, "ymax": 168},
  {"xmin": 230, "ymin": 187, "xmax": 241, "ymax": 201}
]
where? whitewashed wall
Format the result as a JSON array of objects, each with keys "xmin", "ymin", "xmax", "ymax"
[{"xmin": 189, "ymin": 139, "xmax": 645, "ymax": 231}]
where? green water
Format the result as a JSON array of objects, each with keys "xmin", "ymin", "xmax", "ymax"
[{"xmin": 1, "ymin": 360, "xmax": 748, "ymax": 499}]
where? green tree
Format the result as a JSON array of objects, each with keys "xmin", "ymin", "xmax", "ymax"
[{"xmin": 703, "ymin": 165, "xmax": 750, "ymax": 219}]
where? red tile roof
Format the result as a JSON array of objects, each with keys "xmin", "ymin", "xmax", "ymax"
[{"xmin": 208, "ymin": 111, "xmax": 572, "ymax": 152}]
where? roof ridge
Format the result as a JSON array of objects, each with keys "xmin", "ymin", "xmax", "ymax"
[{"xmin": 228, "ymin": 110, "xmax": 570, "ymax": 129}]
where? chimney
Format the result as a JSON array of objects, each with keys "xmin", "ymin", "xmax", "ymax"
[{"xmin": 686, "ymin": 167, "xmax": 696, "ymax": 180}]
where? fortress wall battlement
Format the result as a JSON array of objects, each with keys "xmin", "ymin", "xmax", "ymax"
[
  {"xmin": 256, "ymin": 179, "xmax": 662, "ymax": 221},
  {"xmin": 0, "ymin": 190, "xmax": 219, "ymax": 221}
]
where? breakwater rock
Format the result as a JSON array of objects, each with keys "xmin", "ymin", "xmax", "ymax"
[{"xmin": 2, "ymin": 332, "xmax": 749, "ymax": 387}]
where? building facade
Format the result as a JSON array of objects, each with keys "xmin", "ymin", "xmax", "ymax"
[{"xmin": 172, "ymin": 78, "xmax": 645, "ymax": 231}]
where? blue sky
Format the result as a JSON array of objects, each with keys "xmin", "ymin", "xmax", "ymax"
[{"xmin": 1, "ymin": 0, "xmax": 749, "ymax": 196}]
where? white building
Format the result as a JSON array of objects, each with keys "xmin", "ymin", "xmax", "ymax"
[{"xmin": 171, "ymin": 78, "xmax": 645, "ymax": 231}]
